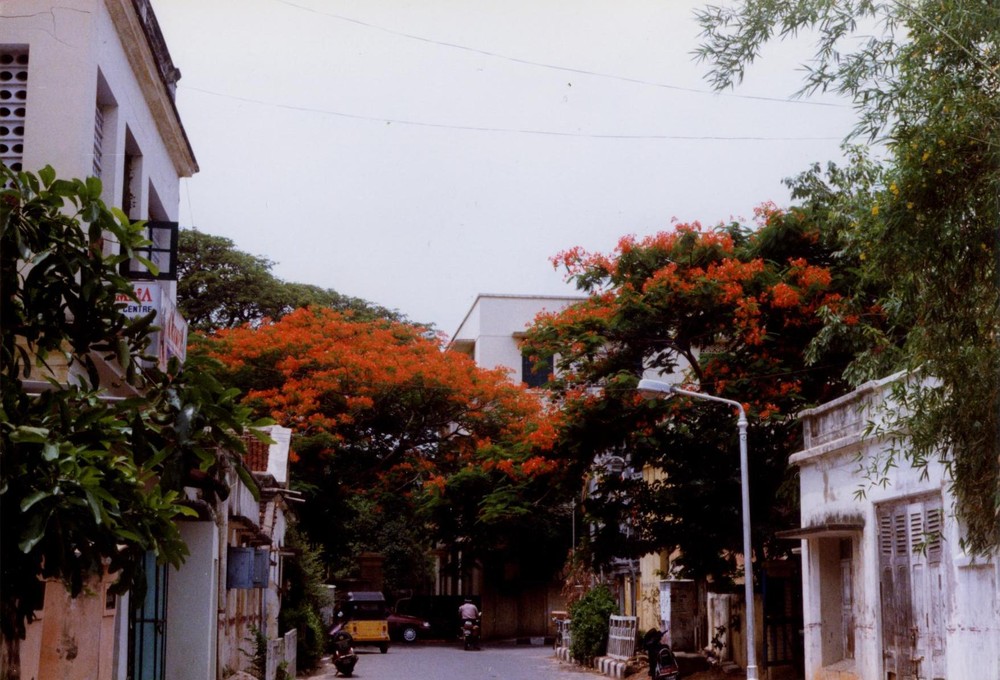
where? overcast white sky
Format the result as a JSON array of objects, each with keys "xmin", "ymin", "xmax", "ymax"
[{"xmin": 151, "ymin": 0, "xmax": 859, "ymax": 336}]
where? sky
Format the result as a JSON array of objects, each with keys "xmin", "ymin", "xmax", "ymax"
[{"xmin": 151, "ymin": 0, "xmax": 860, "ymax": 336}]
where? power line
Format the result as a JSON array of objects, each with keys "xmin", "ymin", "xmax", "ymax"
[
  {"xmin": 180, "ymin": 84, "xmax": 843, "ymax": 141},
  {"xmin": 270, "ymin": 0, "xmax": 849, "ymax": 109}
]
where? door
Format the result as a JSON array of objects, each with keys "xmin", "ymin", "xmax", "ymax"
[
  {"xmin": 128, "ymin": 553, "xmax": 169, "ymax": 680},
  {"xmin": 877, "ymin": 496, "xmax": 946, "ymax": 680}
]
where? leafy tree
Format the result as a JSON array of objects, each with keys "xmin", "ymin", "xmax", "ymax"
[
  {"xmin": 333, "ymin": 496, "xmax": 434, "ymax": 594},
  {"xmin": 177, "ymin": 229, "xmax": 402, "ymax": 332},
  {"xmin": 522, "ymin": 208, "xmax": 859, "ymax": 580},
  {"xmin": 697, "ymin": 0, "xmax": 1000, "ymax": 553},
  {"xmin": 194, "ymin": 307, "xmax": 573, "ymax": 582},
  {"xmin": 0, "ymin": 166, "xmax": 260, "ymax": 668}
]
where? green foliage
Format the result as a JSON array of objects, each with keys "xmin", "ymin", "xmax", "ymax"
[
  {"xmin": 241, "ymin": 625, "xmax": 268, "ymax": 679},
  {"xmin": 333, "ymin": 496, "xmax": 434, "ymax": 594},
  {"xmin": 0, "ymin": 165, "xmax": 260, "ymax": 642},
  {"xmin": 568, "ymin": 584, "xmax": 617, "ymax": 664},
  {"xmin": 697, "ymin": 0, "xmax": 1000, "ymax": 553},
  {"xmin": 176, "ymin": 229, "xmax": 403, "ymax": 332},
  {"xmin": 278, "ymin": 524, "xmax": 332, "ymax": 670},
  {"xmin": 1, "ymin": 165, "xmax": 151, "ymax": 386},
  {"xmin": 419, "ymin": 456, "xmax": 572, "ymax": 583}
]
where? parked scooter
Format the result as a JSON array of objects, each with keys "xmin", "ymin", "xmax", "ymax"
[
  {"xmin": 461, "ymin": 617, "xmax": 481, "ymax": 650},
  {"xmin": 653, "ymin": 646, "xmax": 680, "ymax": 680},
  {"xmin": 330, "ymin": 630, "xmax": 358, "ymax": 677}
]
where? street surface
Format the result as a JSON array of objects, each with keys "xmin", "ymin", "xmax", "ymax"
[{"xmin": 310, "ymin": 642, "xmax": 600, "ymax": 680}]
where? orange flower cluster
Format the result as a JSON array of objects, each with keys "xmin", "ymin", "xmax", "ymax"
[
  {"xmin": 198, "ymin": 307, "xmax": 565, "ymax": 498},
  {"xmin": 525, "ymin": 207, "xmax": 844, "ymax": 421}
]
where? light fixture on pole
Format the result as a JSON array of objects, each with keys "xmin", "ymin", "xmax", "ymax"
[{"xmin": 636, "ymin": 378, "xmax": 758, "ymax": 680}]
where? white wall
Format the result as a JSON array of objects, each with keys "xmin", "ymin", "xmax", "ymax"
[
  {"xmin": 4, "ymin": 0, "xmax": 189, "ymax": 217},
  {"xmin": 450, "ymin": 294, "xmax": 583, "ymax": 379},
  {"xmin": 166, "ymin": 521, "xmax": 219, "ymax": 680}
]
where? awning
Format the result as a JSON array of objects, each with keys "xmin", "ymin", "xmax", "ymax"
[{"xmin": 776, "ymin": 520, "xmax": 864, "ymax": 540}]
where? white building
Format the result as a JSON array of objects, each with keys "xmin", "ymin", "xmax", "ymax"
[
  {"xmin": 784, "ymin": 374, "xmax": 999, "ymax": 680},
  {"xmin": 4, "ymin": 4, "xmax": 297, "ymax": 679},
  {"xmin": 2, "ymin": 0, "xmax": 196, "ymax": 376},
  {"xmin": 450, "ymin": 293, "xmax": 585, "ymax": 387}
]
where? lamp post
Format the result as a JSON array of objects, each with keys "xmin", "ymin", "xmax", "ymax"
[{"xmin": 636, "ymin": 378, "xmax": 758, "ymax": 680}]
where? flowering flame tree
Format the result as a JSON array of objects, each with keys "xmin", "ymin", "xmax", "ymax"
[
  {"xmin": 522, "ymin": 204, "xmax": 865, "ymax": 580},
  {"xmin": 195, "ymin": 307, "xmax": 573, "ymax": 586}
]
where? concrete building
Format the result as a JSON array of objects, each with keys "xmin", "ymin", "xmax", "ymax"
[
  {"xmin": 4, "ymin": 3, "xmax": 297, "ymax": 679},
  {"xmin": 167, "ymin": 425, "xmax": 295, "ymax": 680},
  {"xmin": 783, "ymin": 374, "xmax": 1000, "ymax": 680},
  {"xmin": 450, "ymin": 293, "xmax": 586, "ymax": 389},
  {"xmin": 2, "ymin": 0, "xmax": 195, "ymax": 382}
]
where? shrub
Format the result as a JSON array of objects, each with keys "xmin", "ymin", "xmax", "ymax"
[
  {"xmin": 278, "ymin": 525, "xmax": 330, "ymax": 670},
  {"xmin": 568, "ymin": 584, "xmax": 617, "ymax": 664}
]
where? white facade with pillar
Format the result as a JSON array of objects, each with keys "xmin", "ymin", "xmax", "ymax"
[{"xmin": 786, "ymin": 373, "xmax": 999, "ymax": 680}]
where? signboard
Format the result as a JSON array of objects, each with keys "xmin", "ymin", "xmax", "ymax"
[
  {"xmin": 158, "ymin": 295, "xmax": 188, "ymax": 368},
  {"xmin": 116, "ymin": 283, "xmax": 187, "ymax": 369},
  {"xmin": 116, "ymin": 283, "xmax": 160, "ymax": 319}
]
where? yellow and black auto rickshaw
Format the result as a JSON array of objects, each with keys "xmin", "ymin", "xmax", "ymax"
[{"xmin": 330, "ymin": 591, "xmax": 391, "ymax": 654}]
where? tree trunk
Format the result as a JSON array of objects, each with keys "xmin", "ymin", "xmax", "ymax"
[{"xmin": 0, "ymin": 632, "xmax": 20, "ymax": 680}]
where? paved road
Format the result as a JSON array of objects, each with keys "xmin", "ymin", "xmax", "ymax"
[{"xmin": 310, "ymin": 643, "xmax": 600, "ymax": 680}]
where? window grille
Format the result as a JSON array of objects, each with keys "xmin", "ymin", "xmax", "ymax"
[
  {"xmin": 93, "ymin": 105, "xmax": 105, "ymax": 177},
  {"xmin": 0, "ymin": 48, "xmax": 28, "ymax": 172},
  {"xmin": 120, "ymin": 221, "xmax": 179, "ymax": 280}
]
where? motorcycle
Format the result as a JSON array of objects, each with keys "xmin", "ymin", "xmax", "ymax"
[
  {"xmin": 330, "ymin": 630, "xmax": 359, "ymax": 677},
  {"xmin": 461, "ymin": 617, "xmax": 481, "ymax": 650}
]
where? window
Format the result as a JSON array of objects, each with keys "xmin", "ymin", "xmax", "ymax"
[
  {"xmin": 93, "ymin": 104, "xmax": 105, "ymax": 177},
  {"xmin": 521, "ymin": 351, "xmax": 552, "ymax": 388},
  {"xmin": 120, "ymin": 221, "xmax": 178, "ymax": 280},
  {"xmin": 0, "ymin": 48, "xmax": 28, "ymax": 173}
]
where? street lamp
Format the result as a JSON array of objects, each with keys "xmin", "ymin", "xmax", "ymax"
[{"xmin": 636, "ymin": 378, "xmax": 758, "ymax": 680}]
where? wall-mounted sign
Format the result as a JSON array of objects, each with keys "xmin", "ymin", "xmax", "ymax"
[
  {"xmin": 115, "ymin": 283, "xmax": 187, "ymax": 369},
  {"xmin": 159, "ymin": 295, "xmax": 188, "ymax": 367},
  {"xmin": 116, "ymin": 284, "xmax": 161, "ymax": 319}
]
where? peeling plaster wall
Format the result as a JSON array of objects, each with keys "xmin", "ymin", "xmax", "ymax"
[{"xmin": 791, "ymin": 376, "xmax": 1000, "ymax": 680}]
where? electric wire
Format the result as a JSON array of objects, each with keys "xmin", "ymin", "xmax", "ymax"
[
  {"xmin": 180, "ymin": 84, "xmax": 843, "ymax": 141},
  {"xmin": 270, "ymin": 0, "xmax": 849, "ymax": 109}
]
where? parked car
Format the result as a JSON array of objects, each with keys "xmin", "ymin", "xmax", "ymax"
[
  {"xmin": 387, "ymin": 611, "xmax": 433, "ymax": 642},
  {"xmin": 394, "ymin": 595, "xmax": 481, "ymax": 641}
]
